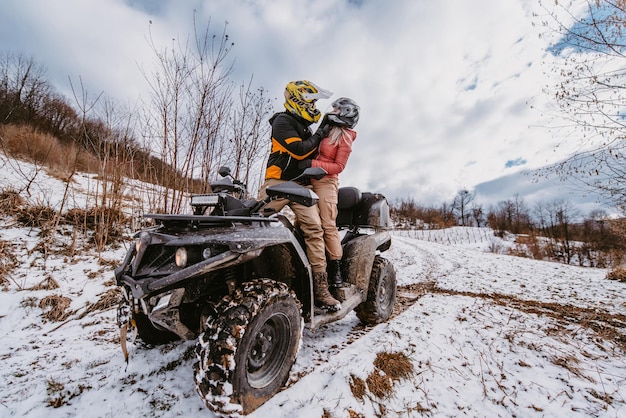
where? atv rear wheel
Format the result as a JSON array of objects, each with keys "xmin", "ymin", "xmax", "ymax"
[
  {"xmin": 355, "ymin": 256, "xmax": 396, "ymax": 325},
  {"xmin": 194, "ymin": 279, "xmax": 302, "ymax": 416}
]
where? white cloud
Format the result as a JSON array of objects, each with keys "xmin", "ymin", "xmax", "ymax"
[{"xmin": 0, "ymin": 0, "xmax": 583, "ymax": 206}]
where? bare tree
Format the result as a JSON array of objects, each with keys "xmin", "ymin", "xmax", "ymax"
[
  {"xmin": 228, "ymin": 78, "xmax": 272, "ymax": 197},
  {"xmin": 141, "ymin": 17, "xmax": 235, "ymax": 213},
  {"xmin": 439, "ymin": 202, "xmax": 456, "ymax": 227},
  {"xmin": 487, "ymin": 195, "xmax": 532, "ymax": 235},
  {"xmin": 452, "ymin": 189, "xmax": 475, "ymax": 226},
  {"xmin": 471, "ymin": 203, "xmax": 485, "ymax": 227},
  {"xmin": 0, "ymin": 51, "xmax": 51, "ymax": 125},
  {"xmin": 536, "ymin": 199, "xmax": 580, "ymax": 263},
  {"xmin": 68, "ymin": 77, "xmax": 136, "ymax": 251},
  {"xmin": 537, "ymin": 0, "xmax": 626, "ymax": 209}
]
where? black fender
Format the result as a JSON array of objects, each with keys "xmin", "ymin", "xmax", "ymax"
[{"xmin": 342, "ymin": 231, "xmax": 392, "ymax": 291}]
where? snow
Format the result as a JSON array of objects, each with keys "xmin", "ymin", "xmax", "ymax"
[{"xmin": 1, "ymin": 161, "xmax": 625, "ymax": 417}]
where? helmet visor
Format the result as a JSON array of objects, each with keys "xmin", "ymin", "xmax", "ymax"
[{"xmin": 301, "ymin": 81, "xmax": 333, "ymax": 101}]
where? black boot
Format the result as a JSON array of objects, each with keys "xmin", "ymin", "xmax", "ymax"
[
  {"xmin": 313, "ymin": 272, "xmax": 341, "ymax": 311},
  {"xmin": 327, "ymin": 259, "xmax": 344, "ymax": 288}
]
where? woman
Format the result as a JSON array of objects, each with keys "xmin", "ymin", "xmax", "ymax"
[{"xmin": 299, "ymin": 97, "xmax": 360, "ymax": 287}]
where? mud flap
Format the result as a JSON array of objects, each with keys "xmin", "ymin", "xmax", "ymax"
[
  {"xmin": 117, "ymin": 301, "xmax": 137, "ymax": 366},
  {"xmin": 342, "ymin": 235, "xmax": 377, "ymax": 290}
]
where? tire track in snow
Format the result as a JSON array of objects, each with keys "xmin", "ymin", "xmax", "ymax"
[
  {"xmin": 290, "ymin": 233, "xmax": 626, "ymax": 390},
  {"xmin": 289, "ymin": 235, "xmax": 454, "ymax": 384}
]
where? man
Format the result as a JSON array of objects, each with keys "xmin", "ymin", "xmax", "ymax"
[{"xmin": 257, "ymin": 80, "xmax": 340, "ymax": 311}]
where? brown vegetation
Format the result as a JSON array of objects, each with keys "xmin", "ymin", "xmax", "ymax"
[
  {"xmin": 0, "ymin": 124, "xmax": 99, "ymax": 176},
  {"xmin": 0, "ymin": 187, "xmax": 25, "ymax": 214},
  {"xmin": 29, "ymin": 276, "xmax": 60, "ymax": 291},
  {"xmin": 39, "ymin": 295, "xmax": 72, "ymax": 322},
  {"xmin": 0, "ymin": 239, "xmax": 17, "ymax": 289},
  {"xmin": 349, "ymin": 374, "xmax": 367, "ymax": 401},
  {"xmin": 87, "ymin": 288, "xmax": 121, "ymax": 313},
  {"xmin": 606, "ymin": 266, "xmax": 626, "ymax": 283},
  {"xmin": 16, "ymin": 204, "xmax": 57, "ymax": 228},
  {"xmin": 373, "ymin": 351, "xmax": 414, "ymax": 381},
  {"xmin": 347, "ymin": 351, "xmax": 416, "ymax": 403},
  {"xmin": 365, "ymin": 369, "xmax": 393, "ymax": 399}
]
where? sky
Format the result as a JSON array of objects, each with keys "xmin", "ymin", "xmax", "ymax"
[
  {"xmin": 0, "ymin": 0, "xmax": 598, "ymax": 210},
  {"xmin": 1, "ymin": 159, "xmax": 625, "ymax": 417}
]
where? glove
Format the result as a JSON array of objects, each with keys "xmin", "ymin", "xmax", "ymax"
[
  {"xmin": 318, "ymin": 123, "xmax": 331, "ymax": 138},
  {"xmin": 298, "ymin": 159, "xmax": 312, "ymax": 170},
  {"xmin": 307, "ymin": 130, "xmax": 325, "ymax": 149},
  {"xmin": 314, "ymin": 115, "xmax": 331, "ymax": 138}
]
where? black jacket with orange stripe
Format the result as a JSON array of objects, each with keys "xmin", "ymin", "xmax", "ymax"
[{"xmin": 264, "ymin": 111, "xmax": 324, "ymax": 181}]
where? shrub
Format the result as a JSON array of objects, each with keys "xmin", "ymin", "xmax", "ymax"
[
  {"xmin": 0, "ymin": 187, "xmax": 25, "ymax": 216},
  {"xmin": 606, "ymin": 266, "xmax": 626, "ymax": 283},
  {"xmin": 16, "ymin": 204, "xmax": 57, "ymax": 228},
  {"xmin": 39, "ymin": 295, "xmax": 72, "ymax": 322}
]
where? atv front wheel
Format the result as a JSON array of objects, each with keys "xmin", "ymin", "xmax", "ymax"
[
  {"xmin": 194, "ymin": 279, "xmax": 302, "ymax": 416},
  {"xmin": 355, "ymin": 256, "xmax": 397, "ymax": 325}
]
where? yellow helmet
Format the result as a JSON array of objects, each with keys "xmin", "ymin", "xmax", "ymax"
[{"xmin": 284, "ymin": 80, "xmax": 332, "ymax": 123}]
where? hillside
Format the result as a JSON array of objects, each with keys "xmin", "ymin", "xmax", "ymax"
[{"xmin": 0, "ymin": 159, "xmax": 625, "ymax": 417}]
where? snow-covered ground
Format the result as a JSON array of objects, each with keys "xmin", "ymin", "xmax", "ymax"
[{"xmin": 1, "ymin": 160, "xmax": 625, "ymax": 417}]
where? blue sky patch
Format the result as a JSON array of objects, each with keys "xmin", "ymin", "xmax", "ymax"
[
  {"xmin": 505, "ymin": 158, "xmax": 526, "ymax": 168},
  {"xmin": 548, "ymin": 3, "xmax": 626, "ymax": 55}
]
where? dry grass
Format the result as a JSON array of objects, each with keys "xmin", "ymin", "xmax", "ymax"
[
  {"xmin": 373, "ymin": 351, "xmax": 414, "ymax": 381},
  {"xmin": 0, "ymin": 273, "xmax": 8, "ymax": 290},
  {"xmin": 0, "ymin": 187, "xmax": 25, "ymax": 216},
  {"xmin": 64, "ymin": 207, "xmax": 127, "ymax": 230},
  {"xmin": 363, "ymin": 351, "xmax": 415, "ymax": 400},
  {"xmin": 2, "ymin": 191, "xmax": 129, "ymax": 250},
  {"xmin": 366, "ymin": 369, "xmax": 393, "ymax": 399},
  {"xmin": 16, "ymin": 204, "xmax": 57, "ymax": 228},
  {"xmin": 433, "ymin": 286, "xmax": 626, "ymax": 351},
  {"xmin": 0, "ymin": 239, "xmax": 18, "ymax": 289},
  {"xmin": 321, "ymin": 409, "xmax": 334, "ymax": 418},
  {"xmin": 606, "ymin": 266, "xmax": 626, "ymax": 282},
  {"xmin": 29, "ymin": 276, "xmax": 60, "ymax": 291},
  {"xmin": 39, "ymin": 295, "xmax": 72, "ymax": 322},
  {"xmin": 87, "ymin": 288, "xmax": 121, "ymax": 313},
  {"xmin": 552, "ymin": 355, "xmax": 587, "ymax": 380},
  {"xmin": 349, "ymin": 374, "xmax": 367, "ymax": 401},
  {"xmin": 0, "ymin": 124, "xmax": 99, "ymax": 176}
]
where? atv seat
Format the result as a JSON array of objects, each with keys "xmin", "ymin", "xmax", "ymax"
[
  {"xmin": 336, "ymin": 187, "xmax": 391, "ymax": 230},
  {"xmin": 225, "ymin": 199, "xmax": 258, "ymax": 216},
  {"xmin": 336, "ymin": 187, "xmax": 362, "ymax": 228}
]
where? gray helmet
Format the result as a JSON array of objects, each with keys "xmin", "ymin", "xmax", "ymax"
[{"xmin": 327, "ymin": 97, "xmax": 360, "ymax": 128}]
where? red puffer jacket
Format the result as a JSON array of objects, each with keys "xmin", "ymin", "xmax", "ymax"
[{"xmin": 311, "ymin": 128, "xmax": 357, "ymax": 179}]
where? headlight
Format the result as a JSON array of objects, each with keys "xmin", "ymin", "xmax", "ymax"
[
  {"xmin": 202, "ymin": 247, "xmax": 212, "ymax": 259},
  {"xmin": 175, "ymin": 247, "xmax": 188, "ymax": 267}
]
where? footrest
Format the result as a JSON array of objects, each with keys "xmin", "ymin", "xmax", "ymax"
[{"xmin": 333, "ymin": 284, "xmax": 359, "ymax": 302}]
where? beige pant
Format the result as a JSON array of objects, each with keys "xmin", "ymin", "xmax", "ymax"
[
  {"xmin": 311, "ymin": 176, "xmax": 342, "ymax": 261},
  {"xmin": 258, "ymin": 179, "xmax": 327, "ymax": 273}
]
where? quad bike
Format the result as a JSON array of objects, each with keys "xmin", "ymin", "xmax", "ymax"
[{"xmin": 115, "ymin": 166, "xmax": 396, "ymax": 416}]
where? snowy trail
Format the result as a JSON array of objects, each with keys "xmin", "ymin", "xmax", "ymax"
[
  {"xmin": 1, "ymin": 231, "xmax": 625, "ymax": 417},
  {"xmin": 253, "ymin": 235, "xmax": 626, "ymax": 417}
]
